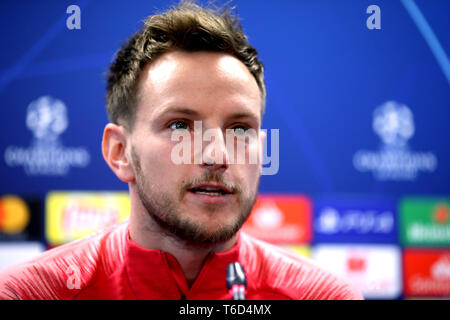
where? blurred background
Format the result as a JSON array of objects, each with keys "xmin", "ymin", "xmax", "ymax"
[{"xmin": 0, "ymin": 0, "xmax": 449, "ymax": 299}]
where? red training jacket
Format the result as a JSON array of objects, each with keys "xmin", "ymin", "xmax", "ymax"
[{"xmin": 0, "ymin": 221, "xmax": 363, "ymax": 300}]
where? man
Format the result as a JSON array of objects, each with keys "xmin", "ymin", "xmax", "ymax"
[{"xmin": 0, "ymin": 2, "xmax": 362, "ymax": 300}]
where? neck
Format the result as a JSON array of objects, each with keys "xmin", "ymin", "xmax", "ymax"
[{"xmin": 128, "ymin": 191, "xmax": 237, "ymax": 287}]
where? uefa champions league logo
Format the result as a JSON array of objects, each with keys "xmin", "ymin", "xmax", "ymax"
[
  {"xmin": 353, "ymin": 101, "xmax": 437, "ymax": 181},
  {"xmin": 372, "ymin": 101, "xmax": 414, "ymax": 149},
  {"xmin": 26, "ymin": 96, "xmax": 68, "ymax": 146},
  {"xmin": 4, "ymin": 96, "xmax": 90, "ymax": 176}
]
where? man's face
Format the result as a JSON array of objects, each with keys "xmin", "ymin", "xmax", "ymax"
[{"xmin": 128, "ymin": 51, "xmax": 263, "ymax": 245}]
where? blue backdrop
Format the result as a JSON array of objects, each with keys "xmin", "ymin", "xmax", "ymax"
[
  {"xmin": 0, "ymin": 0, "xmax": 448, "ymax": 196},
  {"xmin": 0, "ymin": 0, "xmax": 449, "ymax": 300}
]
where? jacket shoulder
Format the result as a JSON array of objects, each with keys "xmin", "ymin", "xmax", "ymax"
[
  {"xmin": 239, "ymin": 232, "xmax": 363, "ymax": 300},
  {"xmin": 0, "ymin": 222, "xmax": 127, "ymax": 300}
]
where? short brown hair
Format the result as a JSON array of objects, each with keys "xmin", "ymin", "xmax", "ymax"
[{"xmin": 105, "ymin": 1, "xmax": 265, "ymax": 130}]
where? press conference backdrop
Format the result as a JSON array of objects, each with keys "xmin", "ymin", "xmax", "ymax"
[{"xmin": 0, "ymin": 0, "xmax": 449, "ymax": 299}]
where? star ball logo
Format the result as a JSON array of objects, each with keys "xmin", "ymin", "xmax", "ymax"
[
  {"xmin": 4, "ymin": 96, "xmax": 90, "ymax": 176},
  {"xmin": 353, "ymin": 101, "xmax": 437, "ymax": 181}
]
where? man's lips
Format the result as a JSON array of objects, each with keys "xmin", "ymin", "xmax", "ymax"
[
  {"xmin": 187, "ymin": 183, "xmax": 233, "ymax": 195},
  {"xmin": 186, "ymin": 183, "xmax": 234, "ymax": 205}
]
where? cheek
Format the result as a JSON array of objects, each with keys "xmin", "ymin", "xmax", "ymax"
[
  {"xmin": 237, "ymin": 164, "xmax": 261, "ymax": 190},
  {"xmin": 138, "ymin": 141, "xmax": 178, "ymax": 180},
  {"xmin": 244, "ymin": 139, "xmax": 262, "ymax": 178},
  {"xmin": 243, "ymin": 134, "xmax": 264, "ymax": 165}
]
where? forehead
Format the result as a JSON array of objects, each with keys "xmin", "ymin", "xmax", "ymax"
[{"xmin": 136, "ymin": 51, "xmax": 262, "ymax": 122}]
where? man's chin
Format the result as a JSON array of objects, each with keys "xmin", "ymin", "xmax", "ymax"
[
  {"xmin": 178, "ymin": 232, "xmax": 237, "ymax": 249},
  {"xmin": 169, "ymin": 217, "xmax": 243, "ymax": 246}
]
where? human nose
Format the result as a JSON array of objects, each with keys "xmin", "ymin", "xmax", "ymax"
[{"xmin": 200, "ymin": 127, "xmax": 229, "ymax": 170}]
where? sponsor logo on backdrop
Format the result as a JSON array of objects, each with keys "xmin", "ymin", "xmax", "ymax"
[
  {"xmin": 313, "ymin": 245, "xmax": 402, "ymax": 299},
  {"xmin": 4, "ymin": 96, "xmax": 90, "ymax": 176},
  {"xmin": 316, "ymin": 207, "xmax": 394, "ymax": 234},
  {"xmin": 63, "ymin": 203, "xmax": 119, "ymax": 232},
  {"xmin": 353, "ymin": 101, "xmax": 437, "ymax": 181},
  {"xmin": 404, "ymin": 250, "xmax": 450, "ymax": 297},
  {"xmin": 347, "ymin": 253, "xmax": 367, "ymax": 273},
  {"xmin": 0, "ymin": 242, "xmax": 45, "ymax": 270},
  {"xmin": 251, "ymin": 200, "xmax": 284, "ymax": 230},
  {"xmin": 0, "ymin": 195, "xmax": 42, "ymax": 241},
  {"xmin": 400, "ymin": 197, "xmax": 450, "ymax": 246},
  {"xmin": 241, "ymin": 195, "xmax": 311, "ymax": 244},
  {"xmin": 0, "ymin": 195, "xmax": 30, "ymax": 236},
  {"xmin": 314, "ymin": 197, "xmax": 397, "ymax": 243},
  {"xmin": 281, "ymin": 245, "xmax": 311, "ymax": 258},
  {"xmin": 431, "ymin": 256, "xmax": 450, "ymax": 280},
  {"xmin": 45, "ymin": 192, "xmax": 130, "ymax": 245}
]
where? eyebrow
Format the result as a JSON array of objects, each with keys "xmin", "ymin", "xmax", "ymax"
[
  {"xmin": 158, "ymin": 106, "xmax": 200, "ymax": 117},
  {"xmin": 227, "ymin": 111, "xmax": 259, "ymax": 122},
  {"xmin": 157, "ymin": 106, "xmax": 259, "ymax": 123}
]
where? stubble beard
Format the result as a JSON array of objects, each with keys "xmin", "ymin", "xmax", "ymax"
[{"xmin": 131, "ymin": 146, "xmax": 259, "ymax": 246}]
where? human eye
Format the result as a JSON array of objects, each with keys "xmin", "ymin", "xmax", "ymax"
[
  {"xmin": 230, "ymin": 124, "xmax": 250, "ymax": 135},
  {"xmin": 169, "ymin": 120, "xmax": 190, "ymax": 131}
]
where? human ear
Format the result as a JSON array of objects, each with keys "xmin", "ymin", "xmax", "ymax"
[{"xmin": 102, "ymin": 123, "xmax": 135, "ymax": 183}]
